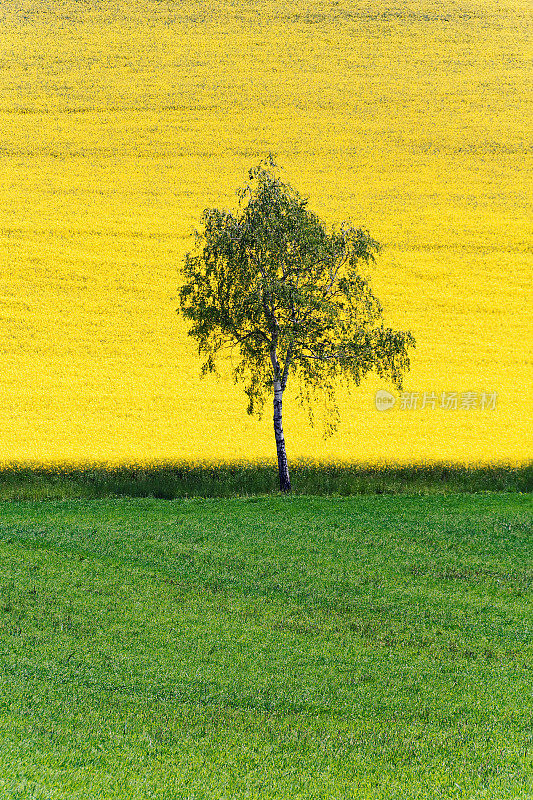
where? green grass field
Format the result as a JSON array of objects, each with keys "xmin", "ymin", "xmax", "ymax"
[{"xmin": 0, "ymin": 494, "xmax": 531, "ymax": 798}]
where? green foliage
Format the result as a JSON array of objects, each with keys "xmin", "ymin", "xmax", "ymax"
[
  {"xmin": 0, "ymin": 495, "xmax": 531, "ymax": 798},
  {"xmin": 180, "ymin": 157, "xmax": 415, "ymax": 432},
  {"xmin": 0, "ymin": 462, "xmax": 531, "ymax": 500}
]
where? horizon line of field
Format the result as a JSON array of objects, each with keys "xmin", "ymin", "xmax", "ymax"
[{"xmin": 0, "ymin": 459, "xmax": 529, "ymax": 472}]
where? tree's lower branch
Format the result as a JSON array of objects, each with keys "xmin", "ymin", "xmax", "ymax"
[
  {"xmin": 299, "ymin": 346, "xmax": 347, "ymax": 361},
  {"xmin": 280, "ymin": 341, "xmax": 293, "ymax": 390},
  {"xmin": 270, "ymin": 341, "xmax": 280, "ymax": 383},
  {"xmin": 234, "ymin": 328, "xmax": 270, "ymax": 345}
]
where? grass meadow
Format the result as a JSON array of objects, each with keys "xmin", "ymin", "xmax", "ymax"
[
  {"xmin": 0, "ymin": 493, "xmax": 531, "ymax": 798},
  {"xmin": 0, "ymin": 461, "xmax": 531, "ymax": 501},
  {"xmin": 0, "ymin": 0, "xmax": 531, "ymax": 465}
]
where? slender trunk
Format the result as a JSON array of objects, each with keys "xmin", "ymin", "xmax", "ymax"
[{"xmin": 273, "ymin": 380, "xmax": 291, "ymax": 492}]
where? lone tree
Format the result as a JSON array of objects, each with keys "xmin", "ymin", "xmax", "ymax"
[{"xmin": 179, "ymin": 157, "xmax": 415, "ymax": 492}]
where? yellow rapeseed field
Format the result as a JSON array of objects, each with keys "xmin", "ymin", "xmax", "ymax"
[{"xmin": 0, "ymin": 0, "xmax": 531, "ymax": 466}]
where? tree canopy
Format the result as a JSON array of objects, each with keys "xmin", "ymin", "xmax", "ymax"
[{"xmin": 179, "ymin": 156, "xmax": 415, "ymax": 489}]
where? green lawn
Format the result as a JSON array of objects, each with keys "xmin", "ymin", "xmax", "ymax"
[{"xmin": 0, "ymin": 494, "xmax": 531, "ymax": 799}]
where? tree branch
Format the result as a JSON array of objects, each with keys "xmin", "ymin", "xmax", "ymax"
[
  {"xmin": 234, "ymin": 328, "xmax": 270, "ymax": 345},
  {"xmin": 280, "ymin": 340, "xmax": 293, "ymax": 390},
  {"xmin": 270, "ymin": 340, "xmax": 280, "ymax": 383}
]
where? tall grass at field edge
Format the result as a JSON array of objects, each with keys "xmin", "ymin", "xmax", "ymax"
[{"xmin": 0, "ymin": 461, "xmax": 530, "ymax": 501}]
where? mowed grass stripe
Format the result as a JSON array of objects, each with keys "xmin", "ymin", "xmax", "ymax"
[{"xmin": 0, "ymin": 494, "xmax": 531, "ymax": 799}]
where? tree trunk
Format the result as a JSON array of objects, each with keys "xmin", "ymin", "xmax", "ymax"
[{"xmin": 273, "ymin": 380, "xmax": 291, "ymax": 492}]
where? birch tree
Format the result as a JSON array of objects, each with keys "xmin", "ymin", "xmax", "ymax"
[{"xmin": 179, "ymin": 157, "xmax": 415, "ymax": 492}]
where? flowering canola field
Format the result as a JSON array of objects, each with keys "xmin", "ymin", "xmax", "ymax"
[{"xmin": 0, "ymin": 0, "xmax": 531, "ymax": 466}]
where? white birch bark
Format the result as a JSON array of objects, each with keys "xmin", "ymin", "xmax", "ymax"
[{"xmin": 273, "ymin": 379, "xmax": 291, "ymax": 492}]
